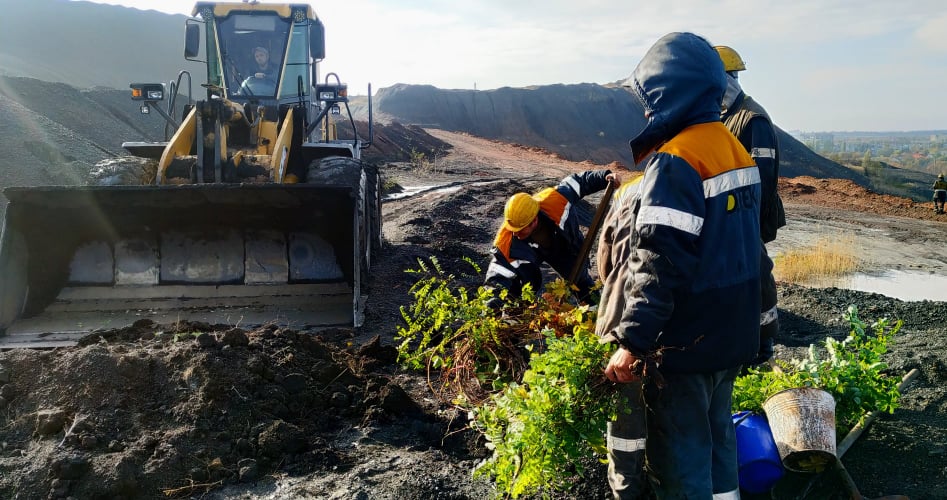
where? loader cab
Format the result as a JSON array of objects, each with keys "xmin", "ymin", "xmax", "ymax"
[{"xmin": 187, "ymin": 3, "xmax": 323, "ymax": 105}]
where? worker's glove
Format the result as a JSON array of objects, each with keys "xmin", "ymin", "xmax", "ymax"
[
  {"xmin": 750, "ymin": 336, "xmax": 775, "ymax": 366},
  {"xmin": 750, "ymin": 317, "xmax": 778, "ymax": 366}
]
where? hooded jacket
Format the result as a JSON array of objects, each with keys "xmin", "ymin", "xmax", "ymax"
[
  {"xmin": 605, "ymin": 32, "xmax": 764, "ymax": 372},
  {"xmin": 485, "ymin": 170, "xmax": 612, "ymax": 299}
]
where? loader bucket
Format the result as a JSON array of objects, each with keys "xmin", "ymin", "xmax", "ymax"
[{"xmin": 0, "ymin": 183, "xmax": 368, "ymax": 348}]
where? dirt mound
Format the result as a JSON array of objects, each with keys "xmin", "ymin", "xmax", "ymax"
[
  {"xmin": 780, "ymin": 175, "xmax": 943, "ymax": 221},
  {"xmin": 0, "ymin": 320, "xmax": 466, "ymax": 499}
]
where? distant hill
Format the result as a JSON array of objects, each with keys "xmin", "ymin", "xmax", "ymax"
[
  {"xmin": 367, "ymin": 83, "xmax": 642, "ymax": 167},
  {"xmin": 364, "ymin": 84, "xmax": 937, "ymax": 201},
  {"xmin": 367, "ymin": 84, "xmax": 871, "ymax": 181},
  {"xmin": 0, "ymin": 0, "xmax": 202, "ymax": 90}
]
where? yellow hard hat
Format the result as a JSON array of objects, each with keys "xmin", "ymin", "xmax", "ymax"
[
  {"xmin": 714, "ymin": 45, "xmax": 746, "ymax": 72},
  {"xmin": 939, "ymin": 173, "xmax": 945, "ymax": 179},
  {"xmin": 503, "ymin": 192, "xmax": 540, "ymax": 232}
]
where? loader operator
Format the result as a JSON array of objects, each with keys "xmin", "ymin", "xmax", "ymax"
[
  {"xmin": 933, "ymin": 173, "xmax": 947, "ymax": 214},
  {"xmin": 236, "ymin": 47, "xmax": 278, "ymax": 96},
  {"xmin": 717, "ymin": 44, "xmax": 785, "ymax": 366},
  {"xmin": 484, "ymin": 169, "xmax": 620, "ymax": 309},
  {"xmin": 250, "ymin": 46, "xmax": 276, "ymax": 79}
]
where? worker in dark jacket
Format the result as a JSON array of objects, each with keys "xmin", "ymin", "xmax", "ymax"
[
  {"xmin": 716, "ymin": 45, "xmax": 785, "ymax": 365},
  {"xmin": 601, "ymin": 32, "xmax": 771, "ymax": 498},
  {"xmin": 933, "ymin": 173, "xmax": 947, "ymax": 214},
  {"xmin": 484, "ymin": 169, "xmax": 619, "ymax": 306}
]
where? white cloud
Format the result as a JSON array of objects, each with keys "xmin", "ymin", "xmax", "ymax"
[{"xmin": 914, "ymin": 13, "xmax": 947, "ymax": 52}]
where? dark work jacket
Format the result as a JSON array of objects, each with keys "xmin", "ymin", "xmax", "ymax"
[
  {"xmin": 615, "ymin": 32, "xmax": 763, "ymax": 373},
  {"xmin": 723, "ymin": 93, "xmax": 786, "ymax": 243}
]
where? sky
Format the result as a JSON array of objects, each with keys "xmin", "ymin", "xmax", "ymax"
[{"xmin": 83, "ymin": 0, "xmax": 947, "ymax": 133}]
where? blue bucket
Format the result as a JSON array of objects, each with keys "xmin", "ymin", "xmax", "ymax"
[{"xmin": 732, "ymin": 411, "xmax": 784, "ymax": 494}]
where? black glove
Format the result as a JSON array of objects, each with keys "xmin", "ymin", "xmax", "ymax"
[
  {"xmin": 750, "ymin": 335, "xmax": 775, "ymax": 366},
  {"xmin": 751, "ymin": 316, "xmax": 778, "ymax": 365}
]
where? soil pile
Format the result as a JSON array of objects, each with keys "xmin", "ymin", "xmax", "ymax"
[
  {"xmin": 780, "ymin": 176, "xmax": 944, "ymax": 221},
  {"xmin": 1, "ymin": 130, "xmax": 946, "ymax": 499},
  {"xmin": 0, "ymin": 320, "xmax": 470, "ymax": 499}
]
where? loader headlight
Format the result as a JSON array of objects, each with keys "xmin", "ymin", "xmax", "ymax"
[
  {"xmin": 130, "ymin": 83, "xmax": 165, "ymax": 101},
  {"xmin": 316, "ymin": 83, "xmax": 348, "ymax": 103}
]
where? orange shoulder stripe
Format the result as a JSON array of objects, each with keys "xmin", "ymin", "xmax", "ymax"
[{"xmin": 659, "ymin": 122, "xmax": 754, "ymax": 180}]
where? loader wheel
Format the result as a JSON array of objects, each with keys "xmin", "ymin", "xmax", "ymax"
[
  {"xmin": 364, "ymin": 162, "xmax": 383, "ymax": 253},
  {"xmin": 87, "ymin": 156, "xmax": 158, "ymax": 185},
  {"xmin": 306, "ymin": 157, "xmax": 376, "ymax": 273},
  {"xmin": 305, "ymin": 156, "xmax": 362, "ymax": 186}
]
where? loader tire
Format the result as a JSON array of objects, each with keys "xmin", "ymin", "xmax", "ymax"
[
  {"xmin": 87, "ymin": 156, "xmax": 158, "ymax": 185},
  {"xmin": 306, "ymin": 156, "xmax": 378, "ymax": 273},
  {"xmin": 364, "ymin": 162, "xmax": 383, "ymax": 253},
  {"xmin": 306, "ymin": 156, "xmax": 362, "ymax": 186}
]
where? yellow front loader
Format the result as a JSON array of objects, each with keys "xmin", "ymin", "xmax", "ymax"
[{"xmin": 0, "ymin": 2, "xmax": 381, "ymax": 348}]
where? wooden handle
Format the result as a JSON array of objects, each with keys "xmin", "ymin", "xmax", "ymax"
[{"xmin": 568, "ymin": 181, "xmax": 617, "ymax": 285}]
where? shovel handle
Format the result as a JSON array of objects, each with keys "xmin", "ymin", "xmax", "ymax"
[{"xmin": 568, "ymin": 181, "xmax": 617, "ymax": 285}]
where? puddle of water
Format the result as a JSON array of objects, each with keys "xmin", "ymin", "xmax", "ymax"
[
  {"xmin": 385, "ymin": 185, "xmax": 439, "ymax": 200},
  {"xmin": 385, "ymin": 181, "xmax": 500, "ymax": 201},
  {"xmin": 814, "ymin": 270, "xmax": 947, "ymax": 302}
]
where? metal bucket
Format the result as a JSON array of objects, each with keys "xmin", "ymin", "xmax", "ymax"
[
  {"xmin": 762, "ymin": 387, "xmax": 837, "ymax": 473},
  {"xmin": 732, "ymin": 411, "xmax": 784, "ymax": 493}
]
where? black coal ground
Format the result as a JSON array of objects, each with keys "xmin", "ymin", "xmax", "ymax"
[{"xmin": 1, "ymin": 160, "xmax": 945, "ymax": 500}]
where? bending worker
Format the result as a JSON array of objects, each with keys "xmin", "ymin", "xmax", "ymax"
[
  {"xmin": 484, "ymin": 169, "xmax": 619, "ymax": 307},
  {"xmin": 933, "ymin": 173, "xmax": 947, "ymax": 214}
]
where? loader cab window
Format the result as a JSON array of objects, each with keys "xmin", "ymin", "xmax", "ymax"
[
  {"xmin": 279, "ymin": 23, "xmax": 312, "ymax": 98},
  {"xmin": 217, "ymin": 13, "xmax": 291, "ymax": 99}
]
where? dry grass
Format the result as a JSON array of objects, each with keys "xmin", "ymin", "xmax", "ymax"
[{"xmin": 773, "ymin": 235, "xmax": 859, "ymax": 284}]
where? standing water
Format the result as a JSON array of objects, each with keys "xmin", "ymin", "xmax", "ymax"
[{"xmin": 831, "ymin": 270, "xmax": 947, "ymax": 302}]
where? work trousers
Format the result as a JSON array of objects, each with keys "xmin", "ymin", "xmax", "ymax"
[
  {"xmin": 643, "ymin": 367, "xmax": 742, "ymax": 500},
  {"xmin": 607, "ymin": 380, "xmax": 650, "ymax": 499}
]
